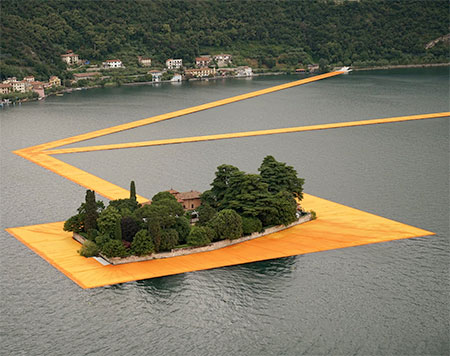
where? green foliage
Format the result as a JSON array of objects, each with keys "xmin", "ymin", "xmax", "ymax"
[
  {"xmin": 101, "ymin": 239, "xmax": 128, "ymax": 258},
  {"xmin": 259, "ymin": 155, "xmax": 304, "ymax": 200},
  {"xmin": 197, "ymin": 203, "xmax": 217, "ymax": 226},
  {"xmin": 114, "ymin": 219, "xmax": 122, "ymax": 241},
  {"xmin": 120, "ymin": 216, "xmax": 141, "ymax": 242},
  {"xmin": 242, "ymin": 217, "xmax": 263, "ymax": 235},
  {"xmin": 159, "ymin": 229, "xmax": 179, "ymax": 251},
  {"xmin": 1, "ymin": 0, "xmax": 448, "ymax": 80},
  {"xmin": 208, "ymin": 209, "xmax": 243, "ymax": 241},
  {"xmin": 131, "ymin": 229, "xmax": 154, "ymax": 256},
  {"xmin": 95, "ymin": 234, "xmax": 111, "ymax": 248},
  {"xmin": 152, "ymin": 191, "xmax": 177, "ymax": 203},
  {"xmin": 63, "ymin": 214, "xmax": 84, "ymax": 233},
  {"xmin": 97, "ymin": 206, "xmax": 122, "ymax": 237},
  {"xmin": 211, "ymin": 165, "xmax": 242, "ymax": 206},
  {"xmin": 187, "ymin": 226, "xmax": 212, "ymax": 247},
  {"xmin": 108, "ymin": 198, "xmax": 139, "ymax": 215},
  {"xmin": 174, "ymin": 216, "xmax": 191, "ymax": 244},
  {"xmin": 78, "ymin": 240, "xmax": 99, "ymax": 257},
  {"xmin": 130, "ymin": 181, "xmax": 136, "ymax": 201},
  {"xmin": 148, "ymin": 219, "xmax": 162, "ymax": 252},
  {"xmin": 84, "ymin": 190, "xmax": 99, "ymax": 232},
  {"xmin": 310, "ymin": 210, "xmax": 317, "ymax": 220}
]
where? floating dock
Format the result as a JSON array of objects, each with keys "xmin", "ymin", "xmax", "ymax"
[{"xmin": 6, "ymin": 193, "xmax": 433, "ymax": 289}]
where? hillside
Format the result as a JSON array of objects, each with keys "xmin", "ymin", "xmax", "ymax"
[{"xmin": 1, "ymin": 0, "xmax": 448, "ymax": 80}]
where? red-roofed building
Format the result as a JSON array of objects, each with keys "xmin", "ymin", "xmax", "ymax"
[
  {"xmin": 168, "ymin": 189, "xmax": 202, "ymax": 210},
  {"xmin": 0, "ymin": 83, "xmax": 12, "ymax": 94},
  {"xmin": 61, "ymin": 50, "xmax": 79, "ymax": 65},
  {"xmin": 103, "ymin": 59, "xmax": 123, "ymax": 68},
  {"xmin": 195, "ymin": 56, "xmax": 211, "ymax": 67}
]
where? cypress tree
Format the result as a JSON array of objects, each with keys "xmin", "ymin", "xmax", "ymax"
[
  {"xmin": 130, "ymin": 181, "xmax": 136, "ymax": 201},
  {"xmin": 114, "ymin": 218, "xmax": 122, "ymax": 241},
  {"xmin": 84, "ymin": 190, "xmax": 98, "ymax": 232}
]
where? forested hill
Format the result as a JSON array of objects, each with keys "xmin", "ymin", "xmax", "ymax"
[{"xmin": 1, "ymin": 0, "xmax": 448, "ymax": 80}]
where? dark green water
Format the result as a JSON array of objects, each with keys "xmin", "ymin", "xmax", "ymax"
[{"xmin": 1, "ymin": 68, "xmax": 449, "ymax": 355}]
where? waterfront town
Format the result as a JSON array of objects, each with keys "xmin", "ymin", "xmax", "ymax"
[{"xmin": 1, "ymin": 49, "xmax": 320, "ymax": 105}]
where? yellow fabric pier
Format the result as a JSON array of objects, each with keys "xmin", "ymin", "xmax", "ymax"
[{"xmin": 6, "ymin": 194, "xmax": 434, "ymax": 289}]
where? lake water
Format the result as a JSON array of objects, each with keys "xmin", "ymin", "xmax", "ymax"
[{"xmin": 1, "ymin": 68, "xmax": 449, "ymax": 355}]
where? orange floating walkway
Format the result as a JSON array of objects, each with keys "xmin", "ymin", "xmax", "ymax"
[
  {"xmin": 6, "ymin": 193, "xmax": 434, "ymax": 289},
  {"xmin": 43, "ymin": 112, "xmax": 450, "ymax": 155},
  {"xmin": 21, "ymin": 71, "xmax": 344, "ymax": 154}
]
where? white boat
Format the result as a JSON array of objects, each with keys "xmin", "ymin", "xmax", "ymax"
[{"xmin": 339, "ymin": 66, "xmax": 352, "ymax": 73}]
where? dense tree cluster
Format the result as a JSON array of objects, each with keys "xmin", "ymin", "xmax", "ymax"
[
  {"xmin": 66, "ymin": 156, "xmax": 306, "ymax": 258},
  {"xmin": 199, "ymin": 155, "xmax": 304, "ymax": 239},
  {"xmin": 1, "ymin": 0, "xmax": 448, "ymax": 80}
]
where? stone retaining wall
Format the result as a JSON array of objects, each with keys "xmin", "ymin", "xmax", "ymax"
[{"xmin": 74, "ymin": 213, "xmax": 311, "ymax": 265}]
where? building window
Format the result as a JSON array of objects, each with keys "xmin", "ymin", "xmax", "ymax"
[{"xmin": 191, "ymin": 204, "xmax": 194, "ymax": 208}]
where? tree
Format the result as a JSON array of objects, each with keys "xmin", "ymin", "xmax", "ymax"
[
  {"xmin": 148, "ymin": 219, "xmax": 162, "ymax": 252},
  {"xmin": 262, "ymin": 191, "xmax": 297, "ymax": 226},
  {"xmin": 242, "ymin": 216, "xmax": 263, "ymax": 235},
  {"xmin": 63, "ymin": 214, "xmax": 84, "ymax": 233},
  {"xmin": 196, "ymin": 203, "xmax": 217, "ymax": 226},
  {"xmin": 131, "ymin": 229, "xmax": 154, "ymax": 256},
  {"xmin": 210, "ymin": 164, "xmax": 242, "ymax": 206},
  {"xmin": 174, "ymin": 216, "xmax": 191, "ymax": 244},
  {"xmin": 79, "ymin": 240, "xmax": 99, "ymax": 257},
  {"xmin": 121, "ymin": 216, "xmax": 141, "ymax": 242},
  {"xmin": 159, "ymin": 229, "xmax": 179, "ymax": 251},
  {"xmin": 152, "ymin": 191, "xmax": 177, "ymax": 203},
  {"xmin": 97, "ymin": 206, "xmax": 122, "ymax": 237},
  {"xmin": 130, "ymin": 181, "xmax": 137, "ymax": 201},
  {"xmin": 84, "ymin": 190, "xmax": 99, "ymax": 232},
  {"xmin": 187, "ymin": 226, "xmax": 211, "ymax": 247},
  {"xmin": 101, "ymin": 239, "xmax": 128, "ymax": 258},
  {"xmin": 109, "ymin": 198, "xmax": 139, "ymax": 215},
  {"xmin": 114, "ymin": 218, "xmax": 122, "ymax": 241},
  {"xmin": 319, "ymin": 58, "xmax": 330, "ymax": 73},
  {"xmin": 208, "ymin": 209, "xmax": 243, "ymax": 241},
  {"xmin": 259, "ymin": 155, "xmax": 304, "ymax": 200}
]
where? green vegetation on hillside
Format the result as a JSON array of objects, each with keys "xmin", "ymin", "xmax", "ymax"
[{"xmin": 1, "ymin": 0, "xmax": 448, "ymax": 80}]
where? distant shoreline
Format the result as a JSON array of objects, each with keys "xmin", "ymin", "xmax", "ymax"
[
  {"xmin": 2, "ymin": 63, "xmax": 448, "ymax": 107},
  {"xmin": 352, "ymin": 62, "xmax": 449, "ymax": 71}
]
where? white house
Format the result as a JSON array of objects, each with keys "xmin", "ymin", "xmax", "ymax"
[
  {"xmin": 213, "ymin": 54, "xmax": 232, "ymax": 67},
  {"xmin": 236, "ymin": 66, "xmax": 253, "ymax": 77},
  {"xmin": 61, "ymin": 51, "xmax": 79, "ymax": 65},
  {"xmin": 148, "ymin": 70, "xmax": 162, "ymax": 82},
  {"xmin": 103, "ymin": 59, "xmax": 123, "ymax": 68},
  {"xmin": 166, "ymin": 58, "xmax": 183, "ymax": 70},
  {"xmin": 138, "ymin": 56, "xmax": 152, "ymax": 67},
  {"xmin": 171, "ymin": 74, "xmax": 182, "ymax": 82}
]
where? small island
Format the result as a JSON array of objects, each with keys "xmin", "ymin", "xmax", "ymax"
[{"xmin": 64, "ymin": 156, "xmax": 315, "ymax": 264}]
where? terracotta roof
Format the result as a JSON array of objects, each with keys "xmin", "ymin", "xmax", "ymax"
[
  {"xmin": 105, "ymin": 59, "xmax": 121, "ymax": 62},
  {"xmin": 196, "ymin": 56, "xmax": 210, "ymax": 61},
  {"xmin": 177, "ymin": 190, "xmax": 202, "ymax": 200},
  {"xmin": 167, "ymin": 189, "xmax": 179, "ymax": 195},
  {"xmin": 61, "ymin": 53, "xmax": 77, "ymax": 57},
  {"xmin": 0, "ymin": 83, "xmax": 12, "ymax": 88}
]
